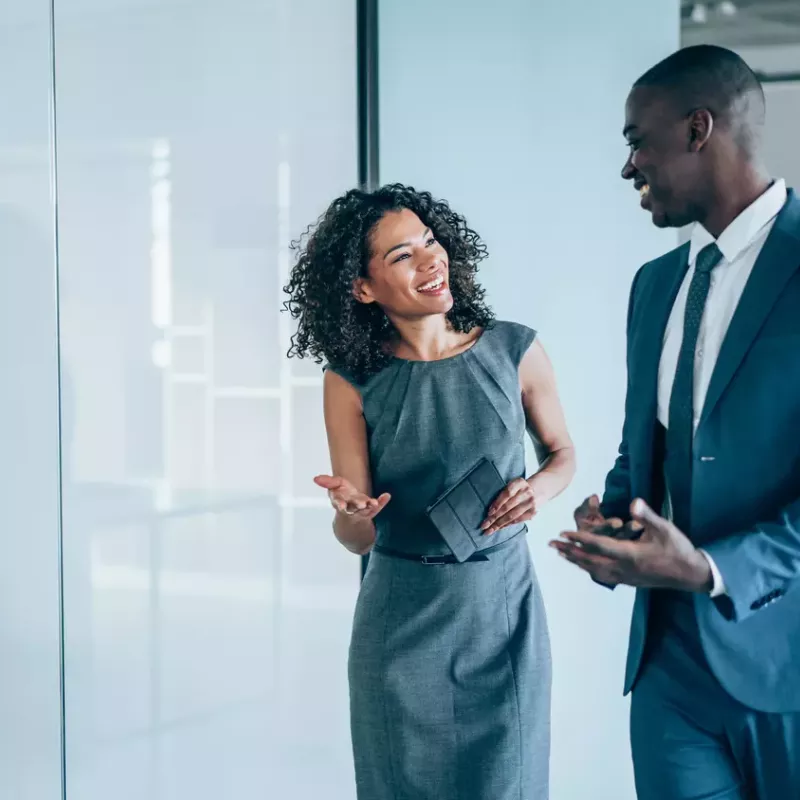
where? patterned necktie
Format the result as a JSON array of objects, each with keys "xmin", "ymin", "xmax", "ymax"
[{"xmin": 665, "ymin": 242, "xmax": 723, "ymax": 534}]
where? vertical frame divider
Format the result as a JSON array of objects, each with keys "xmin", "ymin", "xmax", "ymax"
[{"xmin": 356, "ymin": 0, "xmax": 379, "ymax": 581}]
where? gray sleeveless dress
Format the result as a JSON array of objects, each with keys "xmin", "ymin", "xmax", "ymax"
[{"xmin": 335, "ymin": 321, "xmax": 551, "ymax": 800}]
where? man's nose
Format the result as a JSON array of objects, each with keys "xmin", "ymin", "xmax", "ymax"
[{"xmin": 621, "ymin": 154, "xmax": 636, "ymax": 181}]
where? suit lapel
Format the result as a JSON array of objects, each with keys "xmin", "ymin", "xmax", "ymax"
[
  {"xmin": 630, "ymin": 243, "xmax": 690, "ymax": 499},
  {"xmin": 632, "ymin": 244, "xmax": 690, "ymax": 399},
  {"xmin": 700, "ymin": 192, "xmax": 800, "ymax": 426}
]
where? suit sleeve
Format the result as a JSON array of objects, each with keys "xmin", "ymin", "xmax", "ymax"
[
  {"xmin": 600, "ymin": 266, "xmax": 644, "ymax": 522},
  {"xmin": 702, "ymin": 500, "xmax": 800, "ymax": 622}
]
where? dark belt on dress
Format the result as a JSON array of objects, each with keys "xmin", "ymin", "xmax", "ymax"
[{"xmin": 372, "ymin": 529, "xmax": 524, "ymax": 565}]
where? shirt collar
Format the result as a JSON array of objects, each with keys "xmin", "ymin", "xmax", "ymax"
[{"xmin": 688, "ymin": 178, "xmax": 787, "ymax": 266}]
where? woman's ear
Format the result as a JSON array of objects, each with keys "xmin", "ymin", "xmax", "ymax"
[{"xmin": 352, "ymin": 277, "xmax": 376, "ymax": 305}]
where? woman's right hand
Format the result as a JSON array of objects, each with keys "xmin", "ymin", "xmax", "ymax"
[{"xmin": 314, "ymin": 475, "xmax": 391, "ymax": 520}]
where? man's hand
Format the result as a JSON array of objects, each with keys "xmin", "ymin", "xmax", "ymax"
[
  {"xmin": 574, "ymin": 494, "xmax": 635, "ymax": 540},
  {"xmin": 551, "ymin": 498, "xmax": 713, "ymax": 592},
  {"xmin": 574, "ymin": 494, "xmax": 614, "ymax": 531}
]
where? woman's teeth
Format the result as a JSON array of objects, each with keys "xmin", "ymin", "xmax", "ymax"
[{"xmin": 418, "ymin": 276, "xmax": 444, "ymax": 292}]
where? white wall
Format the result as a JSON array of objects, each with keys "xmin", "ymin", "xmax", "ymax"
[
  {"xmin": 379, "ymin": 2, "xmax": 679, "ymax": 797},
  {"xmin": 0, "ymin": 2, "xmax": 65, "ymax": 798}
]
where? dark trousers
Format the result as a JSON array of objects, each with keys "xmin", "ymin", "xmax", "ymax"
[{"xmin": 630, "ymin": 593, "xmax": 800, "ymax": 800}]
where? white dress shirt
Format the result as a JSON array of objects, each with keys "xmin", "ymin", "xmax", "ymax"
[{"xmin": 656, "ymin": 178, "xmax": 788, "ymax": 596}]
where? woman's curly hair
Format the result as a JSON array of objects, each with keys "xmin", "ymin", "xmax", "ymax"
[{"xmin": 283, "ymin": 183, "xmax": 494, "ymax": 383}]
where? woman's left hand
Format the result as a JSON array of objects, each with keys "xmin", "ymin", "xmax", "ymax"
[{"xmin": 481, "ymin": 478, "xmax": 538, "ymax": 536}]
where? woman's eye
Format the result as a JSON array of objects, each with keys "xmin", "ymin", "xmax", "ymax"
[
  {"xmin": 392, "ymin": 252, "xmax": 410, "ymax": 263},
  {"xmin": 426, "ymin": 237, "xmax": 436, "ymax": 247}
]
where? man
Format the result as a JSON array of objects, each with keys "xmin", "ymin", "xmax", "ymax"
[{"xmin": 551, "ymin": 45, "xmax": 800, "ymax": 799}]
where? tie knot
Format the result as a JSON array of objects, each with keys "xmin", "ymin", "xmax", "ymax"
[{"xmin": 695, "ymin": 242, "xmax": 723, "ymax": 275}]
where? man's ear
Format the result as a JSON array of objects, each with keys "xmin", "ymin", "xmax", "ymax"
[
  {"xmin": 352, "ymin": 277, "xmax": 376, "ymax": 305},
  {"xmin": 688, "ymin": 108, "xmax": 714, "ymax": 152}
]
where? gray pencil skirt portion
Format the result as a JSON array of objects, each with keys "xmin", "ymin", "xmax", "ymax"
[{"xmin": 348, "ymin": 536, "xmax": 551, "ymax": 800}]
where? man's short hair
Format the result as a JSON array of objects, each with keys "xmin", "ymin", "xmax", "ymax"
[{"xmin": 635, "ymin": 45, "xmax": 765, "ymax": 154}]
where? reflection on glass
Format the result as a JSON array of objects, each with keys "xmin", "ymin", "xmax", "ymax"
[
  {"xmin": 0, "ymin": 1, "xmax": 64, "ymax": 791},
  {"xmin": 55, "ymin": 1, "xmax": 359, "ymax": 797},
  {"xmin": 681, "ymin": 0, "xmax": 800, "ymax": 49}
]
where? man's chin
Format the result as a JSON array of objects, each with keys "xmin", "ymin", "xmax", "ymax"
[
  {"xmin": 648, "ymin": 205, "xmax": 679, "ymax": 229},
  {"xmin": 651, "ymin": 211, "xmax": 671, "ymax": 228}
]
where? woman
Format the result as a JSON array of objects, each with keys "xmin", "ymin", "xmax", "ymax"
[{"xmin": 284, "ymin": 184, "xmax": 575, "ymax": 799}]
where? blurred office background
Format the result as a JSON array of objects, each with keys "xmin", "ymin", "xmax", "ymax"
[
  {"xmin": 0, "ymin": 1, "xmax": 796, "ymax": 798},
  {"xmin": 682, "ymin": 0, "xmax": 800, "ymax": 189}
]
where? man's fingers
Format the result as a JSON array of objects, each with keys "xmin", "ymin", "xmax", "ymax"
[
  {"xmin": 578, "ymin": 493, "xmax": 600, "ymax": 513},
  {"xmin": 630, "ymin": 498, "xmax": 665, "ymax": 530},
  {"xmin": 576, "ymin": 515, "xmax": 605, "ymax": 532},
  {"xmin": 617, "ymin": 520, "xmax": 645, "ymax": 540},
  {"xmin": 591, "ymin": 518, "xmax": 624, "ymax": 536},
  {"xmin": 560, "ymin": 529, "xmax": 623, "ymax": 558},
  {"xmin": 550, "ymin": 540, "xmax": 618, "ymax": 577},
  {"xmin": 553, "ymin": 543, "xmax": 615, "ymax": 578},
  {"xmin": 575, "ymin": 494, "xmax": 605, "ymax": 529},
  {"xmin": 559, "ymin": 529, "xmax": 633, "ymax": 560}
]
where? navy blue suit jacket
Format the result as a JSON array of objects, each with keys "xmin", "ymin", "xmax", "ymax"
[{"xmin": 603, "ymin": 190, "xmax": 800, "ymax": 713}]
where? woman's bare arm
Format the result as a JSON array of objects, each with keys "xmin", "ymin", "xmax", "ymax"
[
  {"xmin": 520, "ymin": 338, "xmax": 576, "ymax": 504},
  {"xmin": 319, "ymin": 370, "xmax": 389, "ymax": 555}
]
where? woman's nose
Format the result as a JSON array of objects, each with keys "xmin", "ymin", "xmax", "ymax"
[{"xmin": 418, "ymin": 253, "xmax": 439, "ymax": 272}]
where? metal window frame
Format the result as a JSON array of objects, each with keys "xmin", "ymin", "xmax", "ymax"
[
  {"xmin": 357, "ymin": 0, "xmax": 379, "ymax": 580},
  {"xmin": 757, "ymin": 71, "xmax": 800, "ymax": 84}
]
